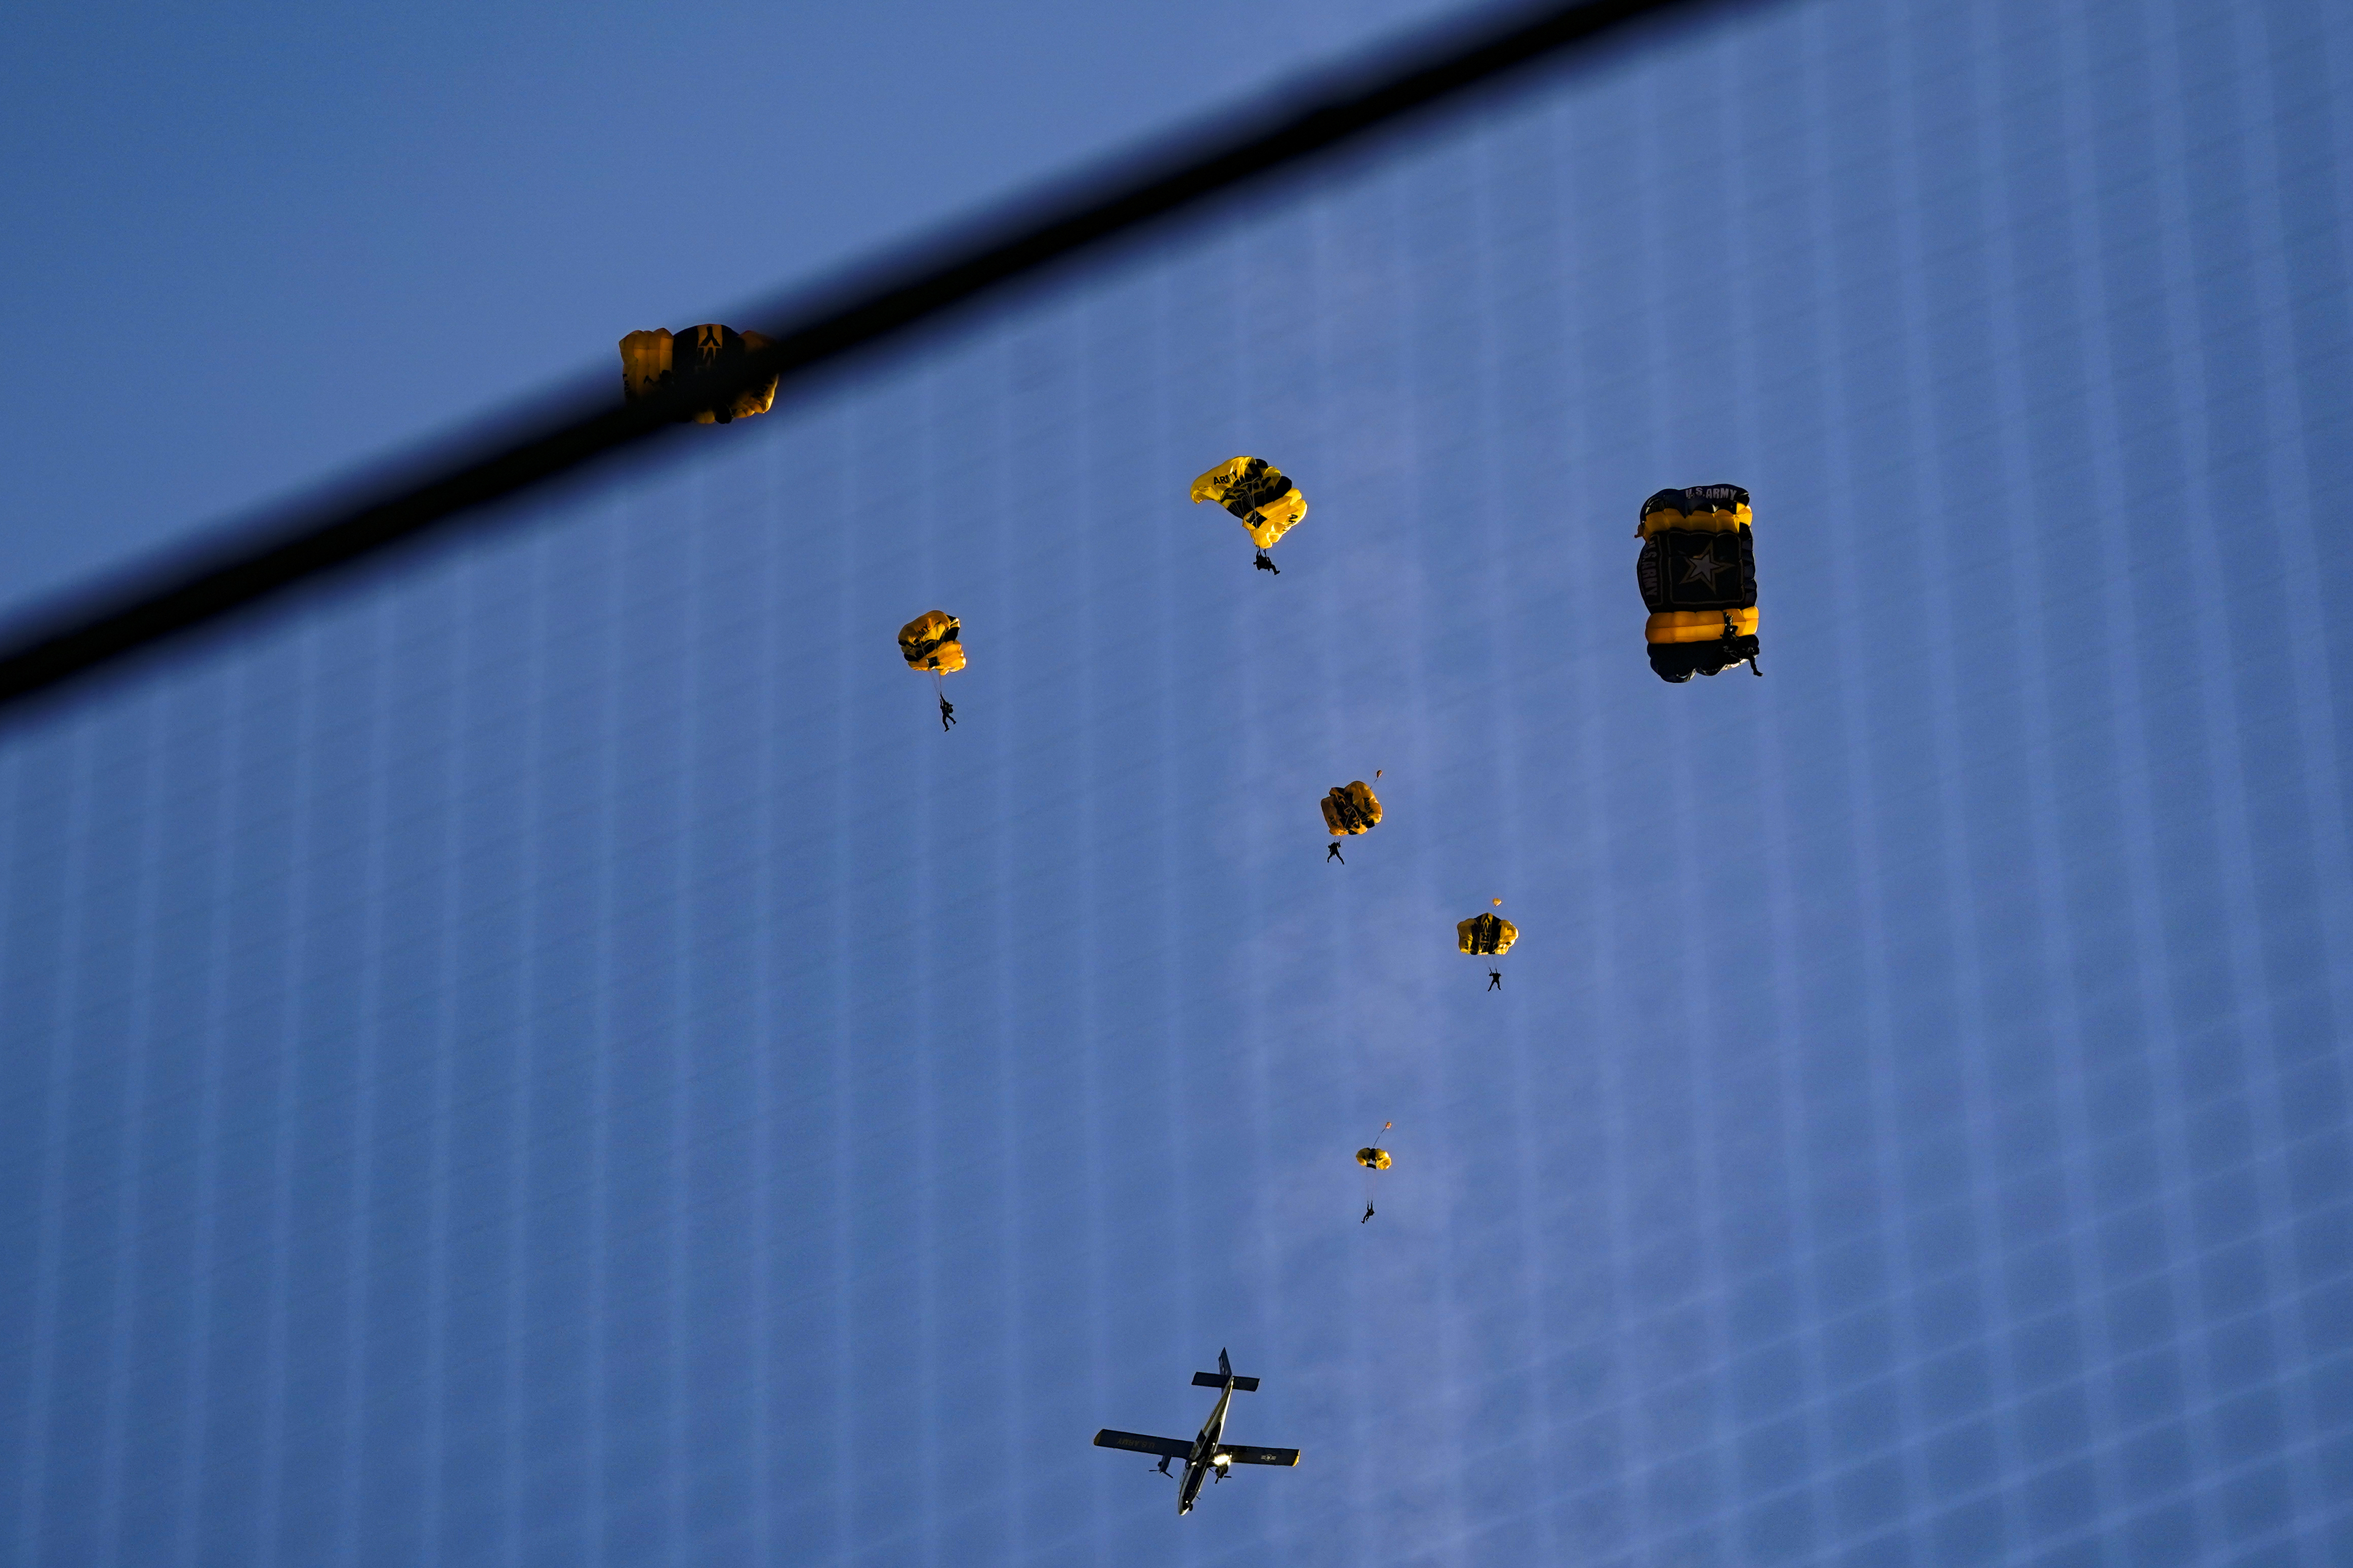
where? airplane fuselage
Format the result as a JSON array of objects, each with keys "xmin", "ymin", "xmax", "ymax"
[{"xmin": 1176, "ymin": 1383, "xmax": 1234, "ymax": 1514}]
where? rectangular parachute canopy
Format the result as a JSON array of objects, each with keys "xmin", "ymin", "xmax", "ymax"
[
  {"xmin": 616, "ymin": 326, "xmax": 778, "ymax": 423},
  {"xmin": 1190, "ymin": 456, "xmax": 1308, "ymax": 549},
  {"xmin": 898, "ymin": 611, "xmax": 966, "ymax": 673},
  {"xmin": 1635, "ymin": 483, "xmax": 1759, "ymax": 680},
  {"xmin": 1457, "ymin": 913, "xmax": 1517, "ymax": 956},
  {"xmin": 1319, "ymin": 780, "xmax": 1382, "ymax": 835}
]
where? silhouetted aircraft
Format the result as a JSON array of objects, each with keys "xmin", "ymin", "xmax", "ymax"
[{"xmin": 1093, "ymin": 1349, "xmax": 1299, "ymax": 1515}]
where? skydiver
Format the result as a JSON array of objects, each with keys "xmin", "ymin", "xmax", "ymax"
[
  {"xmin": 1488, "ymin": 968, "xmax": 1503, "ymax": 990},
  {"xmin": 939, "ymin": 696, "xmax": 957, "ymax": 731},
  {"xmin": 1360, "ymin": 1202, "xmax": 1375, "ymax": 1223},
  {"xmin": 1326, "ymin": 839, "xmax": 1344, "ymax": 863},
  {"xmin": 1254, "ymin": 549, "xmax": 1281, "ymax": 575}
]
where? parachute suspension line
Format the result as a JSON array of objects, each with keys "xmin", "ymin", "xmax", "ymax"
[{"xmin": 1359, "ymin": 1121, "xmax": 1393, "ymax": 1219}]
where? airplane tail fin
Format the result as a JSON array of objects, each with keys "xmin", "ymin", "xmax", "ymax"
[
  {"xmin": 1193, "ymin": 1348, "xmax": 1259, "ymax": 1392},
  {"xmin": 1192, "ymin": 1371, "xmax": 1259, "ymax": 1390}
]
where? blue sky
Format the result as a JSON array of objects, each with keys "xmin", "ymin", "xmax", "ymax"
[
  {"xmin": 4, "ymin": 2, "xmax": 2352, "ymax": 1567},
  {"xmin": 0, "ymin": 0, "xmax": 1459, "ymax": 617}
]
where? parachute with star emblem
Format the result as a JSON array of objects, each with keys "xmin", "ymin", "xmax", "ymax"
[{"xmin": 1634, "ymin": 484, "xmax": 1760, "ymax": 681}]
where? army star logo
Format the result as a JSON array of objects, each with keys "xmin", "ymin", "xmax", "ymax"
[{"xmin": 1679, "ymin": 545, "xmax": 1728, "ymax": 590}]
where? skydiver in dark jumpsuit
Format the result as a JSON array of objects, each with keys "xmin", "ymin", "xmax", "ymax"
[
  {"xmin": 1254, "ymin": 550, "xmax": 1280, "ymax": 574},
  {"xmin": 1488, "ymin": 968, "xmax": 1502, "ymax": 990},
  {"xmin": 939, "ymin": 696, "xmax": 957, "ymax": 731},
  {"xmin": 1327, "ymin": 840, "xmax": 1344, "ymax": 863}
]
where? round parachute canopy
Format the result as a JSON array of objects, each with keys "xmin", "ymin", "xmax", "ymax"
[
  {"xmin": 1355, "ymin": 1147, "xmax": 1392, "ymax": 1170},
  {"xmin": 1190, "ymin": 456, "xmax": 1308, "ymax": 549},
  {"xmin": 898, "ymin": 611, "xmax": 966, "ymax": 674},
  {"xmin": 1457, "ymin": 912, "xmax": 1518, "ymax": 956},
  {"xmin": 1319, "ymin": 780, "xmax": 1383, "ymax": 836},
  {"xmin": 1634, "ymin": 483, "xmax": 1759, "ymax": 682},
  {"xmin": 618, "ymin": 325, "xmax": 778, "ymax": 423}
]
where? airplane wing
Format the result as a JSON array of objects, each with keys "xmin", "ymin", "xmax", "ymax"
[
  {"xmin": 1094, "ymin": 1429, "xmax": 1193, "ymax": 1460},
  {"xmin": 1219, "ymin": 1445, "xmax": 1301, "ymax": 1467}
]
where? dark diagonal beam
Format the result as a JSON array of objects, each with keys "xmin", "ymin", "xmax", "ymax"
[{"xmin": 0, "ymin": 0, "xmax": 1764, "ymax": 711}]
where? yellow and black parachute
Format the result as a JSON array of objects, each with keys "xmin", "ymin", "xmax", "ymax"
[
  {"xmin": 618, "ymin": 325, "xmax": 778, "ymax": 423},
  {"xmin": 1319, "ymin": 779, "xmax": 1382, "ymax": 836},
  {"xmin": 1191, "ymin": 456, "xmax": 1308, "ymax": 550},
  {"xmin": 1356, "ymin": 1123, "xmax": 1392, "ymax": 1222},
  {"xmin": 1635, "ymin": 484, "xmax": 1759, "ymax": 681},
  {"xmin": 900, "ymin": 611, "xmax": 964, "ymax": 731},
  {"xmin": 1457, "ymin": 910, "xmax": 1517, "ymax": 956},
  {"xmin": 898, "ymin": 611, "xmax": 965, "ymax": 674}
]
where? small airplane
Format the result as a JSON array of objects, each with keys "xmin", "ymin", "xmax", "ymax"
[{"xmin": 1093, "ymin": 1349, "xmax": 1300, "ymax": 1515}]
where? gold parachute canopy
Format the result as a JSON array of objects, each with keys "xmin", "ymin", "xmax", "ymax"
[
  {"xmin": 1355, "ymin": 1147, "xmax": 1392, "ymax": 1170},
  {"xmin": 898, "ymin": 611, "xmax": 966, "ymax": 673},
  {"xmin": 1457, "ymin": 912, "xmax": 1517, "ymax": 956},
  {"xmin": 1190, "ymin": 456, "xmax": 1308, "ymax": 549},
  {"xmin": 1634, "ymin": 483, "xmax": 1759, "ymax": 682},
  {"xmin": 618, "ymin": 325, "xmax": 779, "ymax": 423},
  {"xmin": 1319, "ymin": 780, "xmax": 1383, "ymax": 836}
]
